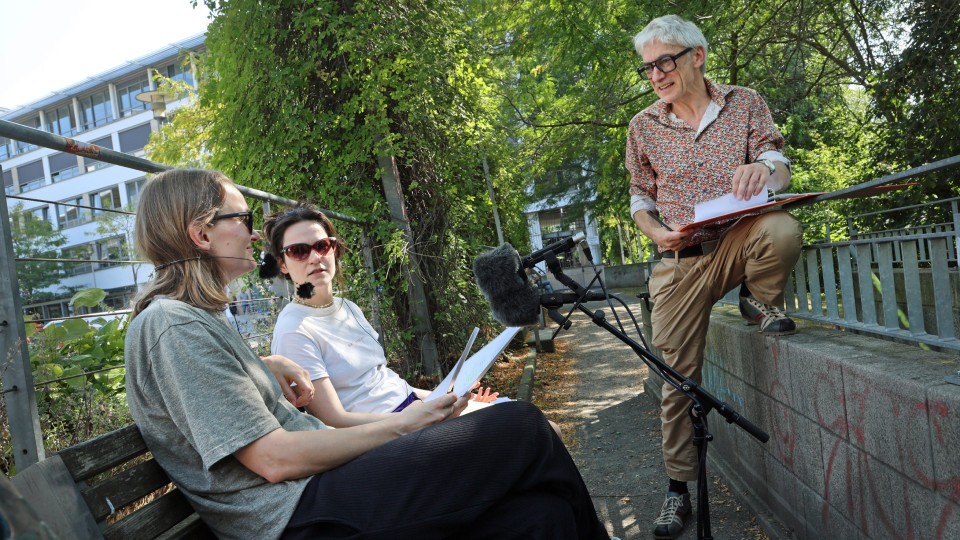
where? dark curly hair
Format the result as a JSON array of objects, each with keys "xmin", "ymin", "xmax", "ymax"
[{"xmin": 260, "ymin": 203, "xmax": 346, "ymax": 291}]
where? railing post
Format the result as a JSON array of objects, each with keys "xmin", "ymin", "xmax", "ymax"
[
  {"xmin": 0, "ymin": 166, "xmax": 44, "ymax": 469},
  {"xmin": 952, "ymin": 200, "xmax": 960, "ymax": 262}
]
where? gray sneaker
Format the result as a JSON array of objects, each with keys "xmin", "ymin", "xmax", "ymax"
[
  {"xmin": 652, "ymin": 491, "xmax": 691, "ymax": 539},
  {"xmin": 738, "ymin": 295, "xmax": 797, "ymax": 336}
]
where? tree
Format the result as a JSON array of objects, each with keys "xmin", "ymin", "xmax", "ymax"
[
  {"xmin": 9, "ymin": 204, "xmax": 67, "ymax": 304},
  {"xmin": 196, "ymin": 0, "xmax": 525, "ymax": 374}
]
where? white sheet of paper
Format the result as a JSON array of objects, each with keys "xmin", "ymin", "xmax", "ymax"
[
  {"xmin": 693, "ymin": 191, "xmax": 768, "ymax": 223},
  {"xmin": 426, "ymin": 326, "xmax": 522, "ymax": 400}
]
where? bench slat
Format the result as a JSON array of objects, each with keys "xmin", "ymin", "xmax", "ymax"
[
  {"xmin": 10, "ymin": 454, "xmax": 102, "ymax": 540},
  {"xmin": 58, "ymin": 424, "xmax": 149, "ymax": 481},
  {"xmin": 155, "ymin": 513, "xmax": 214, "ymax": 540},
  {"xmin": 102, "ymin": 489, "xmax": 196, "ymax": 540},
  {"xmin": 82, "ymin": 458, "xmax": 173, "ymax": 522}
]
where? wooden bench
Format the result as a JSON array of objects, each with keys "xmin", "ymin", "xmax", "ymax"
[{"xmin": 10, "ymin": 424, "xmax": 213, "ymax": 539}]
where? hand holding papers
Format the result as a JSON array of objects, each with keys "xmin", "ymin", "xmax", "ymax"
[
  {"xmin": 427, "ymin": 327, "xmax": 522, "ymax": 400},
  {"xmin": 693, "ymin": 191, "xmax": 768, "ymax": 223}
]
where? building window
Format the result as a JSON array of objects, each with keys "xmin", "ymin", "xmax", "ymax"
[
  {"xmin": 158, "ymin": 60, "xmax": 194, "ymax": 86},
  {"xmin": 49, "ymin": 152, "xmax": 81, "ymax": 183},
  {"xmin": 46, "ymin": 104, "xmax": 77, "ymax": 136},
  {"xmin": 117, "ymin": 77, "xmax": 150, "ymax": 117},
  {"xmin": 125, "ymin": 177, "xmax": 147, "ymax": 207},
  {"xmin": 96, "ymin": 236, "xmax": 126, "ymax": 269},
  {"xmin": 0, "ymin": 136, "xmax": 11, "ymax": 160},
  {"xmin": 62, "ymin": 243, "xmax": 94, "ymax": 276},
  {"xmin": 3, "ymin": 169, "xmax": 13, "ymax": 196},
  {"xmin": 83, "ymin": 136, "xmax": 114, "ymax": 172},
  {"xmin": 16, "ymin": 160, "xmax": 45, "ymax": 193},
  {"xmin": 15, "ymin": 117, "xmax": 40, "ymax": 154},
  {"xmin": 91, "ymin": 186, "xmax": 121, "ymax": 216},
  {"xmin": 118, "ymin": 123, "xmax": 152, "ymax": 155},
  {"xmin": 79, "ymin": 90, "xmax": 114, "ymax": 130},
  {"xmin": 29, "ymin": 206, "xmax": 50, "ymax": 223},
  {"xmin": 57, "ymin": 197, "xmax": 87, "ymax": 229}
]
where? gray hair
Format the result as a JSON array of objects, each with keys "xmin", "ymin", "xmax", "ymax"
[{"xmin": 633, "ymin": 15, "xmax": 708, "ymax": 75}]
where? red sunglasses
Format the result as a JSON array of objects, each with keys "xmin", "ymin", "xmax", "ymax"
[{"xmin": 282, "ymin": 238, "xmax": 339, "ymax": 261}]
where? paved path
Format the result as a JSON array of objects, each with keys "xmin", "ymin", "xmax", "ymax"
[{"xmin": 546, "ymin": 293, "xmax": 776, "ymax": 540}]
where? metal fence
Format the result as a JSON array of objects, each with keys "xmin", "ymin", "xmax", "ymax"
[
  {"xmin": 783, "ymin": 196, "xmax": 959, "ymax": 351},
  {"xmin": 715, "ymin": 172, "xmax": 960, "ymax": 353}
]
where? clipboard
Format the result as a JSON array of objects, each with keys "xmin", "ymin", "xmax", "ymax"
[
  {"xmin": 426, "ymin": 327, "xmax": 522, "ymax": 400},
  {"xmin": 447, "ymin": 327, "xmax": 480, "ymax": 393}
]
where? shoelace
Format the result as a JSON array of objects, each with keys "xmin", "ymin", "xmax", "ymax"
[
  {"xmin": 746, "ymin": 298, "xmax": 787, "ymax": 320},
  {"xmin": 654, "ymin": 496, "xmax": 686, "ymax": 525}
]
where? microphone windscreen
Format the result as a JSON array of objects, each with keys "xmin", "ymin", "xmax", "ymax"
[
  {"xmin": 473, "ymin": 243, "xmax": 540, "ymax": 326},
  {"xmin": 259, "ymin": 252, "xmax": 281, "ymax": 279}
]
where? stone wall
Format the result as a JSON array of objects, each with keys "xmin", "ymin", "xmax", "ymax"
[{"xmin": 643, "ymin": 307, "xmax": 960, "ymax": 539}]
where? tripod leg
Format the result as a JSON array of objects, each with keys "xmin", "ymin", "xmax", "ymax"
[{"xmin": 689, "ymin": 404, "xmax": 714, "ymax": 540}]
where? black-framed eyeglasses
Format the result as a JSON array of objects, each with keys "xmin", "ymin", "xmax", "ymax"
[
  {"xmin": 282, "ymin": 238, "xmax": 339, "ymax": 261},
  {"xmin": 209, "ymin": 211, "xmax": 254, "ymax": 234},
  {"xmin": 637, "ymin": 47, "xmax": 693, "ymax": 79}
]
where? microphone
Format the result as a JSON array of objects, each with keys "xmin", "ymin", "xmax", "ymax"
[
  {"xmin": 540, "ymin": 290, "xmax": 610, "ymax": 308},
  {"xmin": 473, "ymin": 243, "xmax": 541, "ymax": 326},
  {"xmin": 473, "ymin": 241, "xmax": 612, "ymax": 327},
  {"xmin": 520, "ymin": 232, "xmax": 585, "ymax": 269}
]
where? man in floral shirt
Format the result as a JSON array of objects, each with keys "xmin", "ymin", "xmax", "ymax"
[{"xmin": 625, "ymin": 14, "xmax": 803, "ymax": 539}]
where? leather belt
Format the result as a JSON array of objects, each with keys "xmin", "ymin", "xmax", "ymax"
[{"xmin": 662, "ymin": 240, "xmax": 719, "ymax": 259}]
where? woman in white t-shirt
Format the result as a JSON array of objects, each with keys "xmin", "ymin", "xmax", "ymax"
[{"xmin": 263, "ymin": 203, "xmax": 497, "ymax": 428}]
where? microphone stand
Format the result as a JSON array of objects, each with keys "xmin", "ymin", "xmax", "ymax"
[{"xmin": 540, "ymin": 253, "xmax": 769, "ymax": 540}]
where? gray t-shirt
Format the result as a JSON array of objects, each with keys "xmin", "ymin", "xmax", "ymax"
[{"xmin": 124, "ymin": 296, "xmax": 328, "ymax": 540}]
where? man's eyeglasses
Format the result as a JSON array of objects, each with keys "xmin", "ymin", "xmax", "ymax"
[
  {"xmin": 282, "ymin": 238, "xmax": 339, "ymax": 261},
  {"xmin": 637, "ymin": 47, "xmax": 693, "ymax": 79},
  {"xmin": 210, "ymin": 211, "xmax": 254, "ymax": 234}
]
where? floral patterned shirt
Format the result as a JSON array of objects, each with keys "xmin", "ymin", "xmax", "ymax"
[{"xmin": 626, "ymin": 79, "xmax": 787, "ymax": 246}]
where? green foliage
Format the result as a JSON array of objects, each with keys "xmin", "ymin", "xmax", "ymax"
[
  {"xmin": 2, "ymin": 288, "xmax": 131, "ymax": 475},
  {"xmin": 29, "ymin": 290, "xmax": 128, "ymax": 398},
  {"xmin": 9, "ymin": 203, "xmax": 68, "ymax": 303},
  {"xmin": 193, "ymin": 0, "xmax": 525, "ymax": 372}
]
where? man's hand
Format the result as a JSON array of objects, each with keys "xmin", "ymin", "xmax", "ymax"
[
  {"xmin": 730, "ymin": 162, "xmax": 772, "ymax": 200},
  {"xmin": 635, "ymin": 210, "xmax": 690, "ymax": 251},
  {"xmin": 260, "ymin": 355, "xmax": 315, "ymax": 408}
]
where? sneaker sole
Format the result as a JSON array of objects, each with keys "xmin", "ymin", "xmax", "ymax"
[{"xmin": 759, "ymin": 328, "xmax": 797, "ymax": 336}]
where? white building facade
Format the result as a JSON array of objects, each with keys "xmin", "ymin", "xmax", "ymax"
[{"xmin": 1, "ymin": 34, "xmax": 204, "ymax": 320}]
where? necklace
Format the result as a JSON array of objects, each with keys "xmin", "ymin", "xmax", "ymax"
[{"xmin": 294, "ymin": 296, "xmax": 335, "ymax": 309}]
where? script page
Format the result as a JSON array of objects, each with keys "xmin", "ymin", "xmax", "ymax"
[{"xmin": 426, "ymin": 326, "xmax": 522, "ymax": 400}]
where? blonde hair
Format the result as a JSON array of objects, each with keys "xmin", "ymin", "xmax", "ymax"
[{"xmin": 131, "ymin": 169, "xmax": 233, "ymax": 318}]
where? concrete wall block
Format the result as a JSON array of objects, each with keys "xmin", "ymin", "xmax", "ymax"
[
  {"xmin": 842, "ymin": 359, "xmax": 943, "ymax": 482},
  {"xmin": 820, "ymin": 429, "xmax": 868, "ymax": 531},
  {"xmin": 787, "ymin": 413, "xmax": 827, "ymax": 496},
  {"xmin": 707, "ymin": 316, "xmax": 760, "ymax": 382},
  {"xmin": 733, "ymin": 427, "xmax": 770, "ymax": 503},
  {"xmin": 764, "ymin": 455, "xmax": 809, "ymax": 537},
  {"xmin": 788, "ymin": 344, "xmax": 849, "ymax": 440},
  {"xmin": 799, "ymin": 479, "xmax": 859, "ymax": 540},
  {"xmin": 856, "ymin": 453, "xmax": 957, "ymax": 540},
  {"xmin": 926, "ymin": 384, "xmax": 960, "ymax": 505}
]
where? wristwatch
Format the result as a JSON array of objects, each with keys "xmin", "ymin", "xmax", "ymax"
[{"xmin": 757, "ymin": 159, "xmax": 777, "ymax": 175}]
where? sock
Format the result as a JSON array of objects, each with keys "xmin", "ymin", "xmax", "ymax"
[
  {"xmin": 668, "ymin": 478, "xmax": 688, "ymax": 495},
  {"xmin": 739, "ymin": 282, "xmax": 751, "ymax": 298}
]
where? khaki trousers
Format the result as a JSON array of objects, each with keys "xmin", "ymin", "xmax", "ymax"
[{"xmin": 649, "ymin": 211, "xmax": 802, "ymax": 481}]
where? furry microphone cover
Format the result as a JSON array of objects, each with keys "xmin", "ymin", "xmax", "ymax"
[{"xmin": 473, "ymin": 243, "xmax": 541, "ymax": 327}]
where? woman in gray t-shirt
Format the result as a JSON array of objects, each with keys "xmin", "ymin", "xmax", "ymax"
[{"xmin": 125, "ymin": 168, "xmax": 610, "ymax": 540}]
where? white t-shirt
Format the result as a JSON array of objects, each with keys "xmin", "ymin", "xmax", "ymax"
[{"xmin": 271, "ymin": 298, "xmax": 414, "ymax": 413}]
